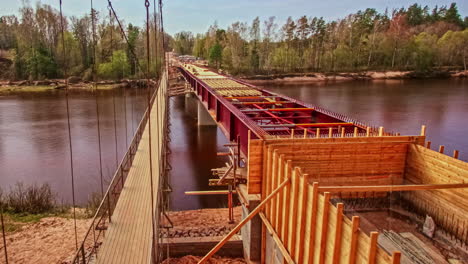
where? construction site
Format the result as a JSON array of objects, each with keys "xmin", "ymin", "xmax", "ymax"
[{"xmin": 158, "ymin": 61, "xmax": 468, "ymax": 264}]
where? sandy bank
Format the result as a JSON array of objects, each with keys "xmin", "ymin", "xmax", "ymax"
[
  {"xmin": 242, "ymin": 70, "xmax": 468, "ymax": 84},
  {"xmin": 0, "ymin": 217, "xmax": 90, "ymax": 264}
]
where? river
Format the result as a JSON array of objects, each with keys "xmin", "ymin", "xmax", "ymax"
[
  {"xmin": 267, "ymin": 78, "xmax": 468, "ymax": 162},
  {"xmin": 0, "ymin": 78, "xmax": 467, "ymax": 209}
]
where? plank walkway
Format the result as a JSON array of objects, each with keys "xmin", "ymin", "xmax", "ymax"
[{"xmin": 96, "ymin": 81, "xmax": 165, "ymax": 264}]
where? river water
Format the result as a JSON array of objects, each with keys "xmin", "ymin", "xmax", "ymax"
[
  {"xmin": 267, "ymin": 78, "xmax": 468, "ymax": 162},
  {"xmin": 0, "ymin": 79, "xmax": 467, "ymax": 209}
]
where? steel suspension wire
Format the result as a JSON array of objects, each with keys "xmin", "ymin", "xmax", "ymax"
[
  {"xmin": 107, "ymin": 0, "xmax": 147, "ymax": 78},
  {"xmin": 159, "ymin": 0, "xmax": 165, "ymax": 65},
  {"xmin": 91, "ymin": 0, "xmax": 105, "ymax": 199},
  {"xmin": 59, "ymin": 0, "xmax": 78, "ymax": 250},
  {"xmin": 1, "ymin": 205, "xmax": 8, "ymax": 264},
  {"xmin": 108, "ymin": 7, "xmax": 119, "ymax": 169},
  {"xmin": 144, "ymin": 1, "xmax": 158, "ymax": 262},
  {"xmin": 124, "ymin": 89, "xmax": 128, "ymax": 148}
]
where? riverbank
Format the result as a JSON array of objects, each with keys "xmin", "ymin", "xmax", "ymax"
[
  {"xmin": 1, "ymin": 210, "xmax": 91, "ymax": 264},
  {"xmin": 0, "ymin": 79, "xmax": 148, "ymax": 94},
  {"xmin": 240, "ymin": 70, "xmax": 468, "ymax": 84}
]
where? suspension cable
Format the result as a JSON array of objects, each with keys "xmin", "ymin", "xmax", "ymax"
[
  {"xmin": 153, "ymin": 0, "xmax": 159, "ymax": 76},
  {"xmin": 1, "ymin": 204, "xmax": 8, "ymax": 264},
  {"xmin": 90, "ymin": 0, "xmax": 105, "ymax": 199},
  {"xmin": 108, "ymin": 5, "xmax": 119, "ymax": 169},
  {"xmin": 159, "ymin": 0, "xmax": 165, "ymax": 66},
  {"xmin": 107, "ymin": 0, "xmax": 147, "ymax": 78},
  {"xmin": 59, "ymin": 0, "xmax": 78, "ymax": 250},
  {"xmin": 144, "ymin": 1, "xmax": 157, "ymax": 262}
]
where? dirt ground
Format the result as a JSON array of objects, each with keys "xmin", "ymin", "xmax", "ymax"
[
  {"xmin": 348, "ymin": 209, "xmax": 467, "ymax": 263},
  {"xmin": 162, "ymin": 255, "xmax": 246, "ymax": 264},
  {"xmin": 161, "ymin": 207, "xmax": 242, "ymax": 238},
  {"xmin": 0, "ymin": 217, "xmax": 90, "ymax": 264}
]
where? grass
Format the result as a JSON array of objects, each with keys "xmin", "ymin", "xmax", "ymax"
[
  {"xmin": 0, "ymin": 183, "xmax": 97, "ymax": 234},
  {"xmin": 2, "ymin": 212, "xmax": 52, "ymax": 232}
]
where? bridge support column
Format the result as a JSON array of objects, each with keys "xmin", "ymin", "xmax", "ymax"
[
  {"xmin": 184, "ymin": 92, "xmax": 197, "ymax": 117},
  {"xmin": 239, "ymin": 187, "xmax": 262, "ymax": 262},
  {"xmin": 197, "ymin": 100, "xmax": 216, "ymax": 126}
]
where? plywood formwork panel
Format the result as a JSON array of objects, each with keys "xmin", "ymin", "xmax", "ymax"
[
  {"xmin": 260, "ymin": 155, "xmax": 396, "ymax": 263},
  {"xmin": 247, "ymin": 136, "xmax": 424, "ymax": 194},
  {"xmin": 404, "ymin": 144, "xmax": 468, "ymax": 242}
]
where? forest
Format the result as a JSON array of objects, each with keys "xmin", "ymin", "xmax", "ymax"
[
  {"xmin": 0, "ymin": 2, "xmax": 169, "ymax": 81},
  {"xmin": 172, "ymin": 3, "xmax": 468, "ymax": 75}
]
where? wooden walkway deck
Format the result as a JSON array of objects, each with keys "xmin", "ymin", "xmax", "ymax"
[{"xmin": 96, "ymin": 83, "xmax": 166, "ymax": 263}]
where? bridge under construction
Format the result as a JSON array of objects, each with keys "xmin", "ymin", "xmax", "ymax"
[
  {"xmin": 56, "ymin": 59, "xmax": 468, "ymax": 264},
  {"xmin": 1, "ymin": 1, "xmax": 468, "ymax": 264}
]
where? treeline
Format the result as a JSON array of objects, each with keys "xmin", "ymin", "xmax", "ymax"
[
  {"xmin": 172, "ymin": 3, "xmax": 468, "ymax": 74},
  {"xmin": 0, "ymin": 2, "xmax": 169, "ymax": 81}
]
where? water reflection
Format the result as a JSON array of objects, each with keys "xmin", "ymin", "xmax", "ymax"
[
  {"xmin": 0, "ymin": 89, "xmax": 148, "ymax": 204},
  {"xmin": 168, "ymin": 95, "xmax": 229, "ymax": 210},
  {"xmin": 266, "ymin": 78, "xmax": 468, "ymax": 161}
]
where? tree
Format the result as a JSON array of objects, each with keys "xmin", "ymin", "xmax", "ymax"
[
  {"xmin": 444, "ymin": 3, "xmax": 463, "ymax": 27},
  {"xmin": 173, "ymin": 31, "xmax": 194, "ymax": 55},
  {"xmin": 98, "ymin": 50, "xmax": 130, "ymax": 79},
  {"xmin": 209, "ymin": 43, "xmax": 222, "ymax": 69},
  {"xmin": 249, "ymin": 17, "xmax": 260, "ymax": 72}
]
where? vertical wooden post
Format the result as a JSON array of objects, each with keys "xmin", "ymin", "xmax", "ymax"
[
  {"xmin": 319, "ymin": 192, "xmax": 331, "ymax": 264},
  {"xmin": 272, "ymin": 154, "xmax": 282, "ymax": 230},
  {"xmin": 265, "ymin": 147, "xmax": 272, "ymax": 219},
  {"xmin": 391, "ymin": 251, "xmax": 401, "ymax": 264},
  {"xmin": 276, "ymin": 160, "xmax": 292, "ymax": 240},
  {"xmin": 439, "ymin": 145, "xmax": 445, "ymax": 154},
  {"xmin": 353, "ymin": 127, "xmax": 358, "ymax": 137},
  {"xmin": 332, "ymin": 203, "xmax": 344, "ymax": 264},
  {"xmin": 297, "ymin": 173, "xmax": 310, "ymax": 264},
  {"xmin": 453, "ymin": 150, "xmax": 459, "ymax": 159},
  {"xmin": 288, "ymin": 168, "xmax": 300, "ymax": 257},
  {"xmin": 303, "ymin": 129, "xmax": 307, "ymax": 139},
  {"xmin": 282, "ymin": 161, "xmax": 292, "ymax": 245},
  {"xmin": 291, "ymin": 129, "xmax": 295, "ymax": 139},
  {"xmin": 348, "ymin": 216, "xmax": 360, "ymax": 264},
  {"xmin": 368, "ymin": 232, "xmax": 379, "ymax": 264},
  {"xmin": 426, "ymin": 141, "xmax": 431, "ymax": 149},
  {"xmin": 269, "ymin": 150, "xmax": 279, "ymax": 220},
  {"xmin": 307, "ymin": 182, "xmax": 319, "ymax": 264},
  {"xmin": 378, "ymin": 126, "xmax": 384, "ymax": 137},
  {"xmin": 329, "ymin": 127, "xmax": 333, "ymax": 138},
  {"xmin": 420, "ymin": 125, "xmax": 426, "ymax": 136},
  {"xmin": 341, "ymin": 128, "xmax": 345, "ymax": 138},
  {"xmin": 316, "ymin": 128, "xmax": 320, "ymax": 138},
  {"xmin": 366, "ymin": 127, "xmax": 370, "ymax": 137}
]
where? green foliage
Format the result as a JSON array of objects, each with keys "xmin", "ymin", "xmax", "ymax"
[
  {"xmin": 179, "ymin": 2, "xmax": 466, "ymax": 74},
  {"xmin": 411, "ymin": 32, "xmax": 438, "ymax": 70},
  {"xmin": 209, "ymin": 43, "xmax": 223, "ymax": 68},
  {"xmin": 173, "ymin": 31, "xmax": 194, "ymax": 55},
  {"xmin": 1, "ymin": 2, "xmax": 165, "ymax": 81},
  {"xmin": 98, "ymin": 50, "xmax": 130, "ymax": 80}
]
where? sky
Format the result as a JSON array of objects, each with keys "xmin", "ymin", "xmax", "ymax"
[{"xmin": 1, "ymin": 0, "xmax": 467, "ymax": 35}]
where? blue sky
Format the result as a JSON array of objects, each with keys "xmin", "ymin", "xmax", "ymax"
[{"xmin": 1, "ymin": 0, "xmax": 467, "ymax": 35}]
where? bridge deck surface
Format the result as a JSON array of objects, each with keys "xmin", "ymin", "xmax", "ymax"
[{"xmin": 96, "ymin": 103, "xmax": 161, "ymax": 264}]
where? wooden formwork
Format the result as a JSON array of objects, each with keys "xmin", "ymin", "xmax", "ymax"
[
  {"xmin": 404, "ymin": 144, "xmax": 468, "ymax": 243},
  {"xmin": 247, "ymin": 134, "xmax": 425, "ymax": 195},
  {"xmin": 245, "ymin": 128, "xmax": 468, "ymax": 262},
  {"xmin": 261, "ymin": 156, "xmax": 400, "ymax": 264}
]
